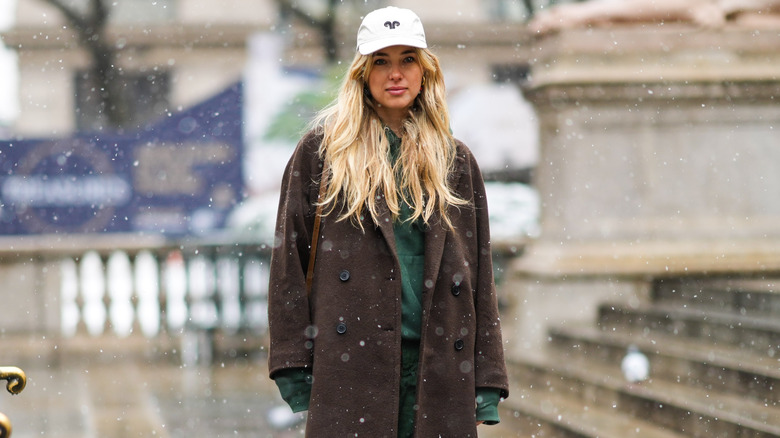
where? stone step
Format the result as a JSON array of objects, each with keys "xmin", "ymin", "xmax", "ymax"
[
  {"xmin": 548, "ymin": 324, "xmax": 780, "ymax": 406},
  {"xmin": 499, "ymin": 374, "xmax": 686, "ymax": 438},
  {"xmin": 598, "ymin": 302, "xmax": 780, "ymax": 357},
  {"xmin": 510, "ymin": 352, "xmax": 780, "ymax": 438},
  {"xmin": 653, "ymin": 277, "xmax": 780, "ymax": 316}
]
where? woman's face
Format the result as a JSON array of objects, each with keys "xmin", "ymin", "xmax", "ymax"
[{"xmin": 366, "ymin": 45, "xmax": 423, "ymax": 125}]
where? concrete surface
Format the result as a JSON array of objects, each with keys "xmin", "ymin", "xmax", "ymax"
[{"xmin": 0, "ymin": 353, "xmax": 522, "ymax": 437}]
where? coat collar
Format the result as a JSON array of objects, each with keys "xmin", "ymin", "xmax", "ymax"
[
  {"xmin": 423, "ymin": 217, "xmax": 446, "ymax": 293},
  {"xmin": 422, "ymin": 153, "xmax": 464, "ymax": 292}
]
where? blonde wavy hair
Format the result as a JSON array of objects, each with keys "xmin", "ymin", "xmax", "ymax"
[{"xmin": 312, "ymin": 47, "xmax": 467, "ymax": 229}]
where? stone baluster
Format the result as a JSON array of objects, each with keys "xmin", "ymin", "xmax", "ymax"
[
  {"xmin": 163, "ymin": 250, "xmax": 188, "ymax": 334},
  {"xmin": 134, "ymin": 250, "xmax": 161, "ymax": 338},
  {"xmin": 217, "ymin": 256, "xmax": 242, "ymax": 334},
  {"xmin": 80, "ymin": 251, "xmax": 107, "ymax": 336},
  {"xmin": 60, "ymin": 258, "xmax": 80, "ymax": 338},
  {"xmin": 107, "ymin": 251, "xmax": 135, "ymax": 337},
  {"xmin": 242, "ymin": 258, "xmax": 269, "ymax": 334}
]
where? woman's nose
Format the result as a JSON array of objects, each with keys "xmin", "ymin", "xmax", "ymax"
[{"xmin": 389, "ymin": 65, "xmax": 402, "ymax": 79}]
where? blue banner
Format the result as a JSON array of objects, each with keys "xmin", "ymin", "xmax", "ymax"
[{"xmin": 0, "ymin": 82, "xmax": 244, "ymax": 236}]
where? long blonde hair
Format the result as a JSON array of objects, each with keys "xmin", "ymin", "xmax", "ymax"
[{"xmin": 312, "ymin": 47, "xmax": 467, "ymax": 229}]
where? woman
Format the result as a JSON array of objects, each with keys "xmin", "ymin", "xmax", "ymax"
[{"xmin": 268, "ymin": 6, "xmax": 509, "ymax": 437}]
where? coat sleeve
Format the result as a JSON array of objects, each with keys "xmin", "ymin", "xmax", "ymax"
[
  {"xmin": 464, "ymin": 146, "xmax": 510, "ymax": 399},
  {"xmin": 267, "ymin": 130, "xmax": 323, "ymax": 378}
]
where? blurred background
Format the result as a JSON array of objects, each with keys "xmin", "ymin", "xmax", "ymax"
[
  {"xmin": 0, "ymin": 0, "xmax": 540, "ymax": 241},
  {"xmin": 0, "ymin": 1, "xmax": 539, "ymax": 436},
  {"xmin": 2, "ymin": 0, "xmax": 780, "ymax": 437}
]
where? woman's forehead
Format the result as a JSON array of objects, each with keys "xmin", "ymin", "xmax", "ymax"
[{"xmin": 371, "ymin": 45, "xmax": 417, "ymax": 56}]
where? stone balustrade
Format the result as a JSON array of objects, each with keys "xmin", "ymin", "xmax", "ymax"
[{"xmin": 0, "ymin": 234, "xmax": 272, "ymax": 366}]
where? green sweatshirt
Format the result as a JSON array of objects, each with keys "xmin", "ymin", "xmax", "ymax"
[{"xmin": 387, "ymin": 128, "xmax": 425, "ymax": 341}]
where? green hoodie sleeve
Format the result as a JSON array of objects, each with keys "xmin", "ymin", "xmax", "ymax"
[
  {"xmin": 273, "ymin": 368, "xmax": 312, "ymax": 413},
  {"xmin": 476, "ymin": 387, "xmax": 503, "ymax": 425}
]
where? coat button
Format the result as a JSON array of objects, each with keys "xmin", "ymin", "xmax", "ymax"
[
  {"xmin": 451, "ymin": 283, "xmax": 461, "ymax": 296},
  {"xmin": 454, "ymin": 339, "xmax": 464, "ymax": 351},
  {"xmin": 336, "ymin": 322, "xmax": 347, "ymax": 334},
  {"xmin": 339, "ymin": 270, "xmax": 350, "ymax": 282}
]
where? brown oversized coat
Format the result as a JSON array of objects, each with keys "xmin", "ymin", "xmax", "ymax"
[{"xmin": 268, "ymin": 129, "xmax": 509, "ymax": 437}]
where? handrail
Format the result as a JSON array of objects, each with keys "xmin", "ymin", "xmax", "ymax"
[
  {"xmin": 0, "ymin": 367, "xmax": 26, "ymax": 438},
  {"xmin": 0, "ymin": 368, "xmax": 26, "ymax": 395},
  {"xmin": 0, "ymin": 233, "xmax": 271, "ymax": 261},
  {"xmin": 0, "ymin": 411, "xmax": 11, "ymax": 438}
]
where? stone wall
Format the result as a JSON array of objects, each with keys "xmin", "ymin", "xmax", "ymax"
[{"xmin": 503, "ymin": 25, "xmax": 780, "ymax": 358}]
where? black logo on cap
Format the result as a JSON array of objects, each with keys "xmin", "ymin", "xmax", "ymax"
[{"xmin": 384, "ymin": 21, "xmax": 400, "ymax": 29}]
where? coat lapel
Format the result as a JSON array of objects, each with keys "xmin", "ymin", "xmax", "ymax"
[
  {"xmin": 423, "ymin": 152, "xmax": 465, "ymax": 298},
  {"xmin": 423, "ymin": 214, "xmax": 446, "ymax": 295},
  {"xmin": 374, "ymin": 192, "xmax": 398, "ymax": 257}
]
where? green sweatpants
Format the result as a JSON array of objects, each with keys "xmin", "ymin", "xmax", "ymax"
[{"xmin": 398, "ymin": 340, "xmax": 420, "ymax": 438}]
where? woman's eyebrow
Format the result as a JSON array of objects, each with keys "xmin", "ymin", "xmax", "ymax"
[{"xmin": 373, "ymin": 49, "xmax": 416, "ymax": 57}]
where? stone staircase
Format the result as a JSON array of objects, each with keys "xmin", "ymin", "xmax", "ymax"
[{"xmin": 499, "ymin": 277, "xmax": 780, "ymax": 437}]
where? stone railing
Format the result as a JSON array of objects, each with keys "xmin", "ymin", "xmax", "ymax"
[{"xmin": 0, "ymin": 234, "xmax": 271, "ymax": 366}]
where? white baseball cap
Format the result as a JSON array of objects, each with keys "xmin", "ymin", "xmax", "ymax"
[{"xmin": 356, "ymin": 7, "xmax": 427, "ymax": 55}]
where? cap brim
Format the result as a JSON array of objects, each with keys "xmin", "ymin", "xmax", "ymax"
[{"xmin": 358, "ymin": 37, "xmax": 427, "ymax": 55}]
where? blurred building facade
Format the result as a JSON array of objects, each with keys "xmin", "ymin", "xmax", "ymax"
[
  {"xmin": 2, "ymin": 0, "xmax": 532, "ymax": 138},
  {"xmin": 5, "ymin": 0, "xmax": 273, "ymax": 135}
]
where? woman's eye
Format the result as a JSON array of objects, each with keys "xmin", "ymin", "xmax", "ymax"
[
  {"xmin": 404, "ymin": 56, "xmax": 416, "ymax": 63},
  {"xmin": 374, "ymin": 58, "xmax": 387, "ymax": 65}
]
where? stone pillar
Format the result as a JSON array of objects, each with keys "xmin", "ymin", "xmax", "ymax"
[
  {"xmin": 0, "ymin": 260, "xmax": 61, "ymax": 335},
  {"xmin": 504, "ymin": 26, "xmax": 780, "ymax": 359}
]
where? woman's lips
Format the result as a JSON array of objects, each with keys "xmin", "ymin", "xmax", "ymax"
[{"xmin": 387, "ymin": 87, "xmax": 407, "ymax": 96}]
